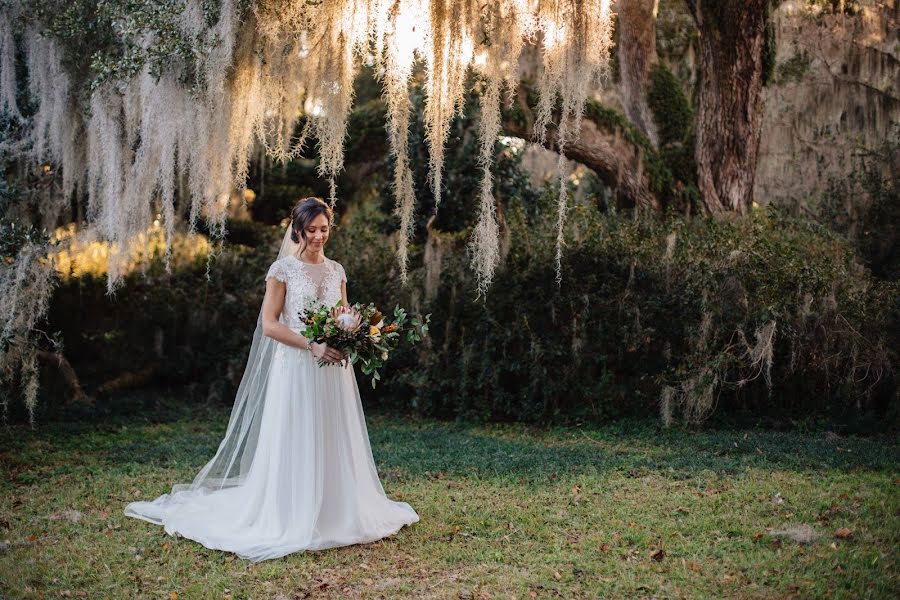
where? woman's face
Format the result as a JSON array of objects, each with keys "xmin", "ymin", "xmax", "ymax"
[{"xmin": 303, "ymin": 213, "xmax": 330, "ymax": 251}]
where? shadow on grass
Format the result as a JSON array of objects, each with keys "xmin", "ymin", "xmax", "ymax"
[
  {"xmin": 3, "ymin": 388, "xmax": 897, "ymax": 487},
  {"xmin": 365, "ymin": 417, "xmax": 899, "ymax": 482}
]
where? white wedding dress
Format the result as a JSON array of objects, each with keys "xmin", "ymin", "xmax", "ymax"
[{"xmin": 124, "ymin": 254, "xmax": 419, "ymax": 562}]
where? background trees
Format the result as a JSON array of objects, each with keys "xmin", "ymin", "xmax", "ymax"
[{"xmin": 1, "ymin": 0, "xmax": 897, "ymax": 426}]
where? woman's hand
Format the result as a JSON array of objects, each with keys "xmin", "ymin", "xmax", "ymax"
[{"xmin": 309, "ymin": 342, "xmax": 344, "ymax": 365}]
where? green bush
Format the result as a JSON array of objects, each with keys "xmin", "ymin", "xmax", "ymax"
[
  {"xmin": 37, "ymin": 198, "xmax": 896, "ymax": 431},
  {"xmin": 645, "ymin": 64, "xmax": 698, "ymax": 212},
  {"xmin": 647, "ymin": 64, "xmax": 691, "ymax": 146},
  {"xmin": 43, "ymin": 223, "xmax": 283, "ymax": 408},
  {"xmin": 816, "ymin": 122, "xmax": 899, "ymax": 281},
  {"xmin": 336, "ymin": 194, "xmax": 897, "ymax": 428}
]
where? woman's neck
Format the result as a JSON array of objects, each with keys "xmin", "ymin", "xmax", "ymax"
[{"xmin": 298, "ymin": 248, "xmax": 325, "ymax": 264}]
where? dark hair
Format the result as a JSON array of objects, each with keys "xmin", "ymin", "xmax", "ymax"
[{"xmin": 290, "ymin": 197, "xmax": 333, "ymax": 245}]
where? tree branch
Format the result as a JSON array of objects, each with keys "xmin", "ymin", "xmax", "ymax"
[{"xmin": 503, "ymin": 84, "xmax": 665, "ymax": 211}]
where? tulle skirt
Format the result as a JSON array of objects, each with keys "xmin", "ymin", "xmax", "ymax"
[{"xmin": 123, "ymin": 343, "xmax": 419, "ymax": 562}]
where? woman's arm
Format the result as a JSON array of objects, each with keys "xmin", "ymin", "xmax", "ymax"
[
  {"xmin": 261, "ymin": 278, "xmax": 344, "ymax": 363},
  {"xmin": 340, "ymin": 279, "xmax": 348, "ymax": 307}
]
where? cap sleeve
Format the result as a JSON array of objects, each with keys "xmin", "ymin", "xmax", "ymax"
[
  {"xmin": 265, "ymin": 259, "xmax": 287, "ymax": 283},
  {"xmin": 338, "ymin": 262, "xmax": 347, "ymax": 283}
]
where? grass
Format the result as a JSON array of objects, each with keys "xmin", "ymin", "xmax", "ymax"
[{"xmin": 1, "ymin": 389, "xmax": 898, "ymax": 599}]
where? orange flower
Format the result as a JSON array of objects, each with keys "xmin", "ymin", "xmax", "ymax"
[{"xmin": 383, "ymin": 323, "xmax": 397, "ymax": 333}]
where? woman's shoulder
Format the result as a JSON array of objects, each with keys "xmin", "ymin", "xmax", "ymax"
[
  {"xmin": 265, "ymin": 255, "xmax": 295, "ymax": 283},
  {"xmin": 326, "ymin": 257, "xmax": 347, "ymax": 281}
]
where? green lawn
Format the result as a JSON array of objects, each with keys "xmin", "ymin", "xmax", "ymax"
[{"xmin": 1, "ymin": 390, "xmax": 898, "ymax": 599}]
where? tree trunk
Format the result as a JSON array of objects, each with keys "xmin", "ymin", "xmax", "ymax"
[
  {"xmin": 687, "ymin": 0, "xmax": 769, "ymax": 216},
  {"xmin": 616, "ymin": 0, "xmax": 660, "ymax": 146}
]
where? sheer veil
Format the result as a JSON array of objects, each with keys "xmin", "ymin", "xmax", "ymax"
[{"xmin": 125, "ymin": 224, "xmax": 301, "ymax": 520}]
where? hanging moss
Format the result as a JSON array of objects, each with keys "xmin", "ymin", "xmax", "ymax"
[{"xmin": 4, "ymin": 0, "xmax": 618, "ymax": 294}]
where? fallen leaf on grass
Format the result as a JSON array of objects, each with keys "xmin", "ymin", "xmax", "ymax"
[
  {"xmin": 650, "ymin": 549, "xmax": 666, "ymax": 562},
  {"xmin": 553, "ymin": 571, "xmax": 561, "ymax": 580},
  {"xmin": 834, "ymin": 528, "xmax": 853, "ymax": 539}
]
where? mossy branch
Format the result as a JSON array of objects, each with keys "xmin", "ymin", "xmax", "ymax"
[{"xmin": 502, "ymin": 82, "xmax": 671, "ymax": 211}]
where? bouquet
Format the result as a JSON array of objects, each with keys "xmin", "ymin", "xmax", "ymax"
[{"xmin": 300, "ymin": 301, "xmax": 430, "ymax": 388}]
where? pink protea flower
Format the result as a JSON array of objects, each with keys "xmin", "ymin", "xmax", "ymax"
[{"xmin": 332, "ymin": 305, "xmax": 363, "ymax": 333}]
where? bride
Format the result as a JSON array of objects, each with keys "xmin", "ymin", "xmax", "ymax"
[{"xmin": 124, "ymin": 197, "xmax": 420, "ymax": 562}]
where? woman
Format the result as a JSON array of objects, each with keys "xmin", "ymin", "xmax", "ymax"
[{"xmin": 124, "ymin": 197, "xmax": 419, "ymax": 562}]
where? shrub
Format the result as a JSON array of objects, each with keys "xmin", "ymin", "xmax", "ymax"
[
  {"xmin": 816, "ymin": 122, "xmax": 899, "ymax": 281},
  {"xmin": 41, "ymin": 222, "xmax": 282, "ymax": 412},
  {"xmin": 33, "ymin": 196, "xmax": 897, "ymax": 431},
  {"xmin": 337, "ymin": 193, "xmax": 897, "ymax": 428}
]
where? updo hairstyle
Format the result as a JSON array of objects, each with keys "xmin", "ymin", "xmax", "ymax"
[{"xmin": 290, "ymin": 197, "xmax": 333, "ymax": 246}]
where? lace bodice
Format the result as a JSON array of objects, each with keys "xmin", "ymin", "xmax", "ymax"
[{"xmin": 265, "ymin": 255, "xmax": 347, "ymax": 331}]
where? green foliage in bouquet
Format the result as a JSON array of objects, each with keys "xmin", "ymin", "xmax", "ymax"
[{"xmin": 301, "ymin": 302, "xmax": 430, "ymax": 388}]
